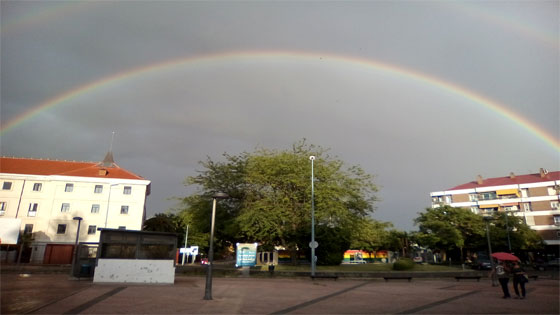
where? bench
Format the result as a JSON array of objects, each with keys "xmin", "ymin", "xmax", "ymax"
[
  {"xmin": 455, "ymin": 276, "xmax": 481, "ymax": 282},
  {"xmin": 383, "ymin": 276, "xmax": 412, "ymax": 282},
  {"xmin": 311, "ymin": 274, "xmax": 339, "ymax": 280}
]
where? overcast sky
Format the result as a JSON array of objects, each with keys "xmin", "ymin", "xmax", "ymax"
[{"xmin": 1, "ymin": 1, "xmax": 558, "ymax": 230}]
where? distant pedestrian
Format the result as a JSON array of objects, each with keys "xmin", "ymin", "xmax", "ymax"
[
  {"xmin": 493, "ymin": 260, "xmax": 511, "ymax": 299},
  {"xmin": 512, "ymin": 261, "xmax": 527, "ymax": 299}
]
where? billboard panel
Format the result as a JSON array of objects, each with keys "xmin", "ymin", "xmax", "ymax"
[
  {"xmin": 235, "ymin": 243, "xmax": 258, "ymax": 267},
  {"xmin": 0, "ymin": 218, "xmax": 22, "ymax": 244}
]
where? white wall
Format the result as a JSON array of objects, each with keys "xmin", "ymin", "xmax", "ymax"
[{"xmin": 93, "ymin": 259, "xmax": 175, "ymax": 284}]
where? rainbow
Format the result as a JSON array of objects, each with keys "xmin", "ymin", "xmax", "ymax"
[{"xmin": 2, "ymin": 51, "xmax": 559, "ymax": 152}]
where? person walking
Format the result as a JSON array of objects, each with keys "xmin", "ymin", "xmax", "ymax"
[
  {"xmin": 512, "ymin": 261, "xmax": 527, "ymax": 299},
  {"xmin": 494, "ymin": 260, "xmax": 511, "ymax": 299}
]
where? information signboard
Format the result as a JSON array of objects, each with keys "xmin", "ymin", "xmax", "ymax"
[{"xmin": 235, "ymin": 243, "xmax": 258, "ymax": 267}]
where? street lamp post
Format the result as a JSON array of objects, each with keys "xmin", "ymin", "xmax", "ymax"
[
  {"xmin": 70, "ymin": 216, "xmax": 83, "ymax": 277},
  {"xmin": 204, "ymin": 192, "xmax": 229, "ymax": 300},
  {"xmin": 504, "ymin": 211, "xmax": 512, "ymax": 252},
  {"xmin": 483, "ymin": 215, "xmax": 498, "ymax": 287},
  {"xmin": 309, "ymin": 156, "xmax": 316, "ymax": 277}
]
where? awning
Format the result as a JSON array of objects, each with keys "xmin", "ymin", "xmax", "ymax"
[
  {"xmin": 496, "ymin": 189, "xmax": 519, "ymax": 196},
  {"xmin": 479, "ymin": 204, "xmax": 499, "ymax": 208}
]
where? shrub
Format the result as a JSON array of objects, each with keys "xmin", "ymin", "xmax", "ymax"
[{"xmin": 393, "ymin": 258, "xmax": 415, "ymax": 270}]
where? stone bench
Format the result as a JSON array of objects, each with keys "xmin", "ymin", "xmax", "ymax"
[
  {"xmin": 455, "ymin": 276, "xmax": 481, "ymax": 282},
  {"xmin": 311, "ymin": 274, "xmax": 339, "ymax": 280},
  {"xmin": 383, "ymin": 276, "xmax": 412, "ymax": 282}
]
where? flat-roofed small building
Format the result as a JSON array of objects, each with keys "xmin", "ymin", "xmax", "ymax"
[
  {"xmin": 0, "ymin": 153, "xmax": 151, "ymax": 263},
  {"xmin": 430, "ymin": 169, "xmax": 560, "ymax": 246}
]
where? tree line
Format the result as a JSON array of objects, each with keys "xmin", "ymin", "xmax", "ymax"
[{"xmin": 144, "ymin": 141, "xmax": 544, "ymax": 264}]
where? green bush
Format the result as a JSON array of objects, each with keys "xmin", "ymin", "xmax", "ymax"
[{"xmin": 393, "ymin": 258, "xmax": 415, "ymax": 270}]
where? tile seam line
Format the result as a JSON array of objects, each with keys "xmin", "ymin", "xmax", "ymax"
[
  {"xmin": 62, "ymin": 286, "xmax": 127, "ymax": 314},
  {"xmin": 26, "ymin": 284, "xmax": 93, "ymax": 314},
  {"xmin": 270, "ymin": 280, "xmax": 372, "ymax": 314},
  {"xmin": 397, "ymin": 290, "xmax": 479, "ymax": 314}
]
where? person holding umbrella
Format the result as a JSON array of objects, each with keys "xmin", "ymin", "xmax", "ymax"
[
  {"xmin": 491, "ymin": 252, "xmax": 521, "ymax": 299},
  {"xmin": 492, "ymin": 260, "xmax": 511, "ymax": 299}
]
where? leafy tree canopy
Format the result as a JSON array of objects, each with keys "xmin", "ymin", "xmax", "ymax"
[{"xmin": 177, "ymin": 140, "xmax": 379, "ymax": 259}]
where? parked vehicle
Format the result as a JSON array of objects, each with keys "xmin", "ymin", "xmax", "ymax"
[
  {"xmin": 473, "ymin": 259, "xmax": 493, "ymax": 270},
  {"xmin": 533, "ymin": 258, "xmax": 560, "ymax": 271}
]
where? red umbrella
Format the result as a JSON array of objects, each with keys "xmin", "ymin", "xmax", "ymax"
[{"xmin": 491, "ymin": 252, "xmax": 520, "ymax": 261}]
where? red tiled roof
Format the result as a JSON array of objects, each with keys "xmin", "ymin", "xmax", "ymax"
[
  {"xmin": 0, "ymin": 157, "xmax": 146, "ymax": 180},
  {"xmin": 449, "ymin": 171, "xmax": 560, "ymax": 190}
]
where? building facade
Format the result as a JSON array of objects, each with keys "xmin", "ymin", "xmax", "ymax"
[
  {"xmin": 0, "ymin": 155, "xmax": 151, "ymax": 263},
  {"xmin": 430, "ymin": 169, "xmax": 560, "ymax": 246}
]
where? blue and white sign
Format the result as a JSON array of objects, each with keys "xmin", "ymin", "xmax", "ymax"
[{"xmin": 235, "ymin": 243, "xmax": 258, "ymax": 267}]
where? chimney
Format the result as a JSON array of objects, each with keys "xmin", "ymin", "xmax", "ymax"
[
  {"xmin": 540, "ymin": 168, "xmax": 548, "ymax": 178},
  {"xmin": 509, "ymin": 172, "xmax": 515, "ymax": 179},
  {"xmin": 99, "ymin": 169, "xmax": 108, "ymax": 176},
  {"xmin": 476, "ymin": 175, "xmax": 483, "ymax": 185}
]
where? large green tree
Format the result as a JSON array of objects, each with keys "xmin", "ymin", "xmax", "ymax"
[
  {"xmin": 178, "ymin": 140, "xmax": 378, "ymax": 262},
  {"xmin": 349, "ymin": 218, "xmax": 393, "ymax": 252},
  {"xmin": 414, "ymin": 205, "xmax": 486, "ymax": 262},
  {"xmin": 415, "ymin": 206, "xmax": 544, "ymax": 262}
]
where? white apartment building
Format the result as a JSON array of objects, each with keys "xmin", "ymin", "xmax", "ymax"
[
  {"xmin": 0, "ymin": 154, "xmax": 151, "ymax": 263},
  {"xmin": 430, "ymin": 169, "xmax": 560, "ymax": 246}
]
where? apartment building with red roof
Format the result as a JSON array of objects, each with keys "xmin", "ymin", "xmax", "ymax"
[
  {"xmin": 430, "ymin": 169, "xmax": 560, "ymax": 247},
  {"xmin": 0, "ymin": 154, "xmax": 151, "ymax": 264}
]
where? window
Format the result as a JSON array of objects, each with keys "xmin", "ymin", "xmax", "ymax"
[
  {"xmin": 503, "ymin": 206, "xmax": 518, "ymax": 212},
  {"xmin": 445, "ymin": 195, "xmax": 452, "ymax": 204},
  {"xmin": 551, "ymin": 201, "xmax": 559, "ymax": 210},
  {"xmin": 0, "ymin": 202, "xmax": 6, "ymax": 215},
  {"xmin": 94, "ymin": 185, "xmax": 103, "ymax": 193},
  {"xmin": 91, "ymin": 204, "xmax": 100, "ymax": 214},
  {"xmin": 479, "ymin": 192, "xmax": 497, "ymax": 200},
  {"xmin": 521, "ymin": 189, "xmax": 529, "ymax": 198},
  {"xmin": 469, "ymin": 194, "xmax": 479, "ymax": 202},
  {"xmin": 24, "ymin": 224, "xmax": 33, "ymax": 234},
  {"xmin": 118, "ymin": 226, "xmax": 126, "ymax": 230},
  {"xmin": 120, "ymin": 205, "xmax": 129, "ymax": 214},
  {"xmin": 2, "ymin": 182, "xmax": 12, "ymax": 190},
  {"xmin": 28, "ymin": 203, "xmax": 38, "ymax": 217},
  {"xmin": 61, "ymin": 203, "xmax": 70, "ymax": 212},
  {"xmin": 123, "ymin": 186, "xmax": 132, "ymax": 195},
  {"xmin": 554, "ymin": 215, "xmax": 560, "ymax": 226},
  {"xmin": 88, "ymin": 225, "xmax": 97, "ymax": 235},
  {"xmin": 523, "ymin": 203, "xmax": 531, "ymax": 212},
  {"xmin": 548, "ymin": 187, "xmax": 558, "ymax": 196},
  {"xmin": 57, "ymin": 224, "xmax": 67, "ymax": 234},
  {"xmin": 65, "ymin": 183, "xmax": 74, "ymax": 192},
  {"xmin": 470, "ymin": 207, "xmax": 479, "ymax": 214},
  {"xmin": 33, "ymin": 183, "xmax": 42, "ymax": 191}
]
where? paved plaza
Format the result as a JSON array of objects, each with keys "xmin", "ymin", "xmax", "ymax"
[{"xmin": 2, "ymin": 273, "xmax": 559, "ymax": 314}]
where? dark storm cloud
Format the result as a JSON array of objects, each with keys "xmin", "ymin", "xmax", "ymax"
[{"xmin": 1, "ymin": 1, "xmax": 558, "ymax": 229}]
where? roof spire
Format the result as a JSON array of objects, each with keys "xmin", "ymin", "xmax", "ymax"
[{"xmin": 100, "ymin": 132, "xmax": 116, "ymax": 167}]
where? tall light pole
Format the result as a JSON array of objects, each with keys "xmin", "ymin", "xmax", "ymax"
[
  {"xmin": 483, "ymin": 215, "xmax": 498, "ymax": 287},
  {"xmin": 182, "ymin": 225, "xmax": 189, "ymax": 265},
  {"xmin": 70, "ymin": 216, "xmax": 83, "ymax": 277},
  {"xmin": 504, "ymin": 211, "xmax": 512, "ymax": 252},
  {"xmin": 309, "ymin": 156, "xmax": 317, "ymax": 277},
  {"xmin": 204, "ymin": 192, "xmax": 229, "ymax": 300}
]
